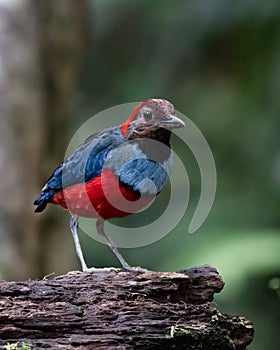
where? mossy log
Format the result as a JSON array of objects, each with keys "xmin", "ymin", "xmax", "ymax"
[{"xmin": 0, "ymin": 265, "xmax": 254, "ymax": 349}]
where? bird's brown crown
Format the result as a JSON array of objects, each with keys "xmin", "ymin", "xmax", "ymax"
[{"xmin": 120, "ymin": 98, "xmax": 184, "ymax": 138}]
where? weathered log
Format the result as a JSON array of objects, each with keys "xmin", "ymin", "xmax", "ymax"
[{"xmin": 0, "ymin": 265, "xmax": 254, "ymax": 349}]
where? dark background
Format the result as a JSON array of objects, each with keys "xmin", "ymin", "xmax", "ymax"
[{"xmin": 0, "ymin": 1, "xmax": 279, "ymax": 349}]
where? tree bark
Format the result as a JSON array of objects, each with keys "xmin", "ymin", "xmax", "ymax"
[{"xmin": 0, "ymin": 265, "xmax": 254, "ymax": 349}]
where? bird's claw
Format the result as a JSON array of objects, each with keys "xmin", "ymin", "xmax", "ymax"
[
  {"xmin": 81, "ymin": 266, "xmax": 151, "ymax": 273},
  {"xmin": 82, "ymin": 266, "xmax": 120, "ymax": 273},
  {"xmin": 121, "ymin": 266, "xmax": 151, "ymax": 273}
]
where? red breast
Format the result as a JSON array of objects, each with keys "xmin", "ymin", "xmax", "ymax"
[{"xmin": 51, "ymin": 169, "xmax": 153, "ymax": 219}]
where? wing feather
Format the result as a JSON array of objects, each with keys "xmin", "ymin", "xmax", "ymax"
[{"xmin": 34, "ymin": 127, "xmax": 125, "ymax": 208}]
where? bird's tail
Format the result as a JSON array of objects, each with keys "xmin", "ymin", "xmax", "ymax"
[
  {"xmin": 33, "ymin": 189, "xmax": 55, "ymax": 213},
  {"xmin": 34, "ymin": 200, "xmax": 47, "ymax": 212}
]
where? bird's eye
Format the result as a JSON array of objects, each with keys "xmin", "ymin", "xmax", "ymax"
[{"xmin": 143, "ymin": 111, "xmax": 153, "ymax": 121}]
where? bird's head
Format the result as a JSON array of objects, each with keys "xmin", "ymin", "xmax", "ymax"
[{"xmin": 120, "ymin": 99, "xmax": 185, "ymax": 138}]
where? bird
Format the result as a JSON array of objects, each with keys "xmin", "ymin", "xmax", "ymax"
[{"xmin": 34, "ymin": 98, "xmax": 185, "ymax": 271}]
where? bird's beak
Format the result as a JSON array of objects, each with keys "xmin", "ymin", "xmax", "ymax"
[{"xmin": 160, "ymin": 114, "xmax": 185, "ymax": 129}]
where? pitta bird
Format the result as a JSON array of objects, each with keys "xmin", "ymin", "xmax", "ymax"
[{"xmin": 34, "ymin": 99, "xmax": 185, "ymax": 271}]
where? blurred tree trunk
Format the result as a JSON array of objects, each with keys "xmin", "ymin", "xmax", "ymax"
[
  {"xmin": 0, "ymin": 0, "xmax": 43, "ymax": 279},
  {"xmin": 0, "ymin": 0, "xmax": 89, "ymax": 280},
  {"xmin": 36, "ymin": 0, "xmax": 90, "ymax": 277}
]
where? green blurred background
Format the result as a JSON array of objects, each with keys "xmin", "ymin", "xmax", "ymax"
[{"xmin": 0, "ymin": 1, "xmax": 279, "ymax": 349}]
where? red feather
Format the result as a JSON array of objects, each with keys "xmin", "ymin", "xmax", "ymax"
[
  {"xmin": 51, "ymin": 169, "xmax": 153, "ymax": 219},
  {"xmin": 120, "ymin": 102, "xmax": 144, "ymax": 137}
]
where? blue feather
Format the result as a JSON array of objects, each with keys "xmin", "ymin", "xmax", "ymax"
[
  {"xmin": 34, "ymin": 127, "xmax": 126, "ymax": 205},
  {"xmin": 119, "ymin": 158, "xmax": 169, "ymax": 195}
]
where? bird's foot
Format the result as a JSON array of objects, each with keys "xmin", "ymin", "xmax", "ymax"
[
  {"xmin": 82, "ymin": 266, "xmax": 120, "ymax": 273},
  {"xmin": 121, "ymin": 266, "xmax": 151, "ymax": 273},
  {"xmin": 81, "ymin": 266, "xmax": 151, "ymax": 273}
]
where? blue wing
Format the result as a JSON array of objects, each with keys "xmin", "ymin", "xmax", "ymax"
[{"xmin": 34, "ymin": 127, "xmax": 125, "ymax": 210}]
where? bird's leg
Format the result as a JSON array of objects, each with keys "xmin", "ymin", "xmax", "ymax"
[
  {"xmin": 96, "ymin": 219, "xmax": 132, "ymax": 270},
  {"xmin": 70, "ymin": 214, "xmax": 88, "ymax": 272}
]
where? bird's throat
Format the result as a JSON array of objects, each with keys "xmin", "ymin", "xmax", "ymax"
[{"xmin": 128, "ymin": 125, "xmax": 171, "ymax": 163}]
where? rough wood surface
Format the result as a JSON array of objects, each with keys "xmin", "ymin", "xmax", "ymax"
[{"xmin": 0, "ymin": 265, "xmax": 254, "ymax": 349}]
